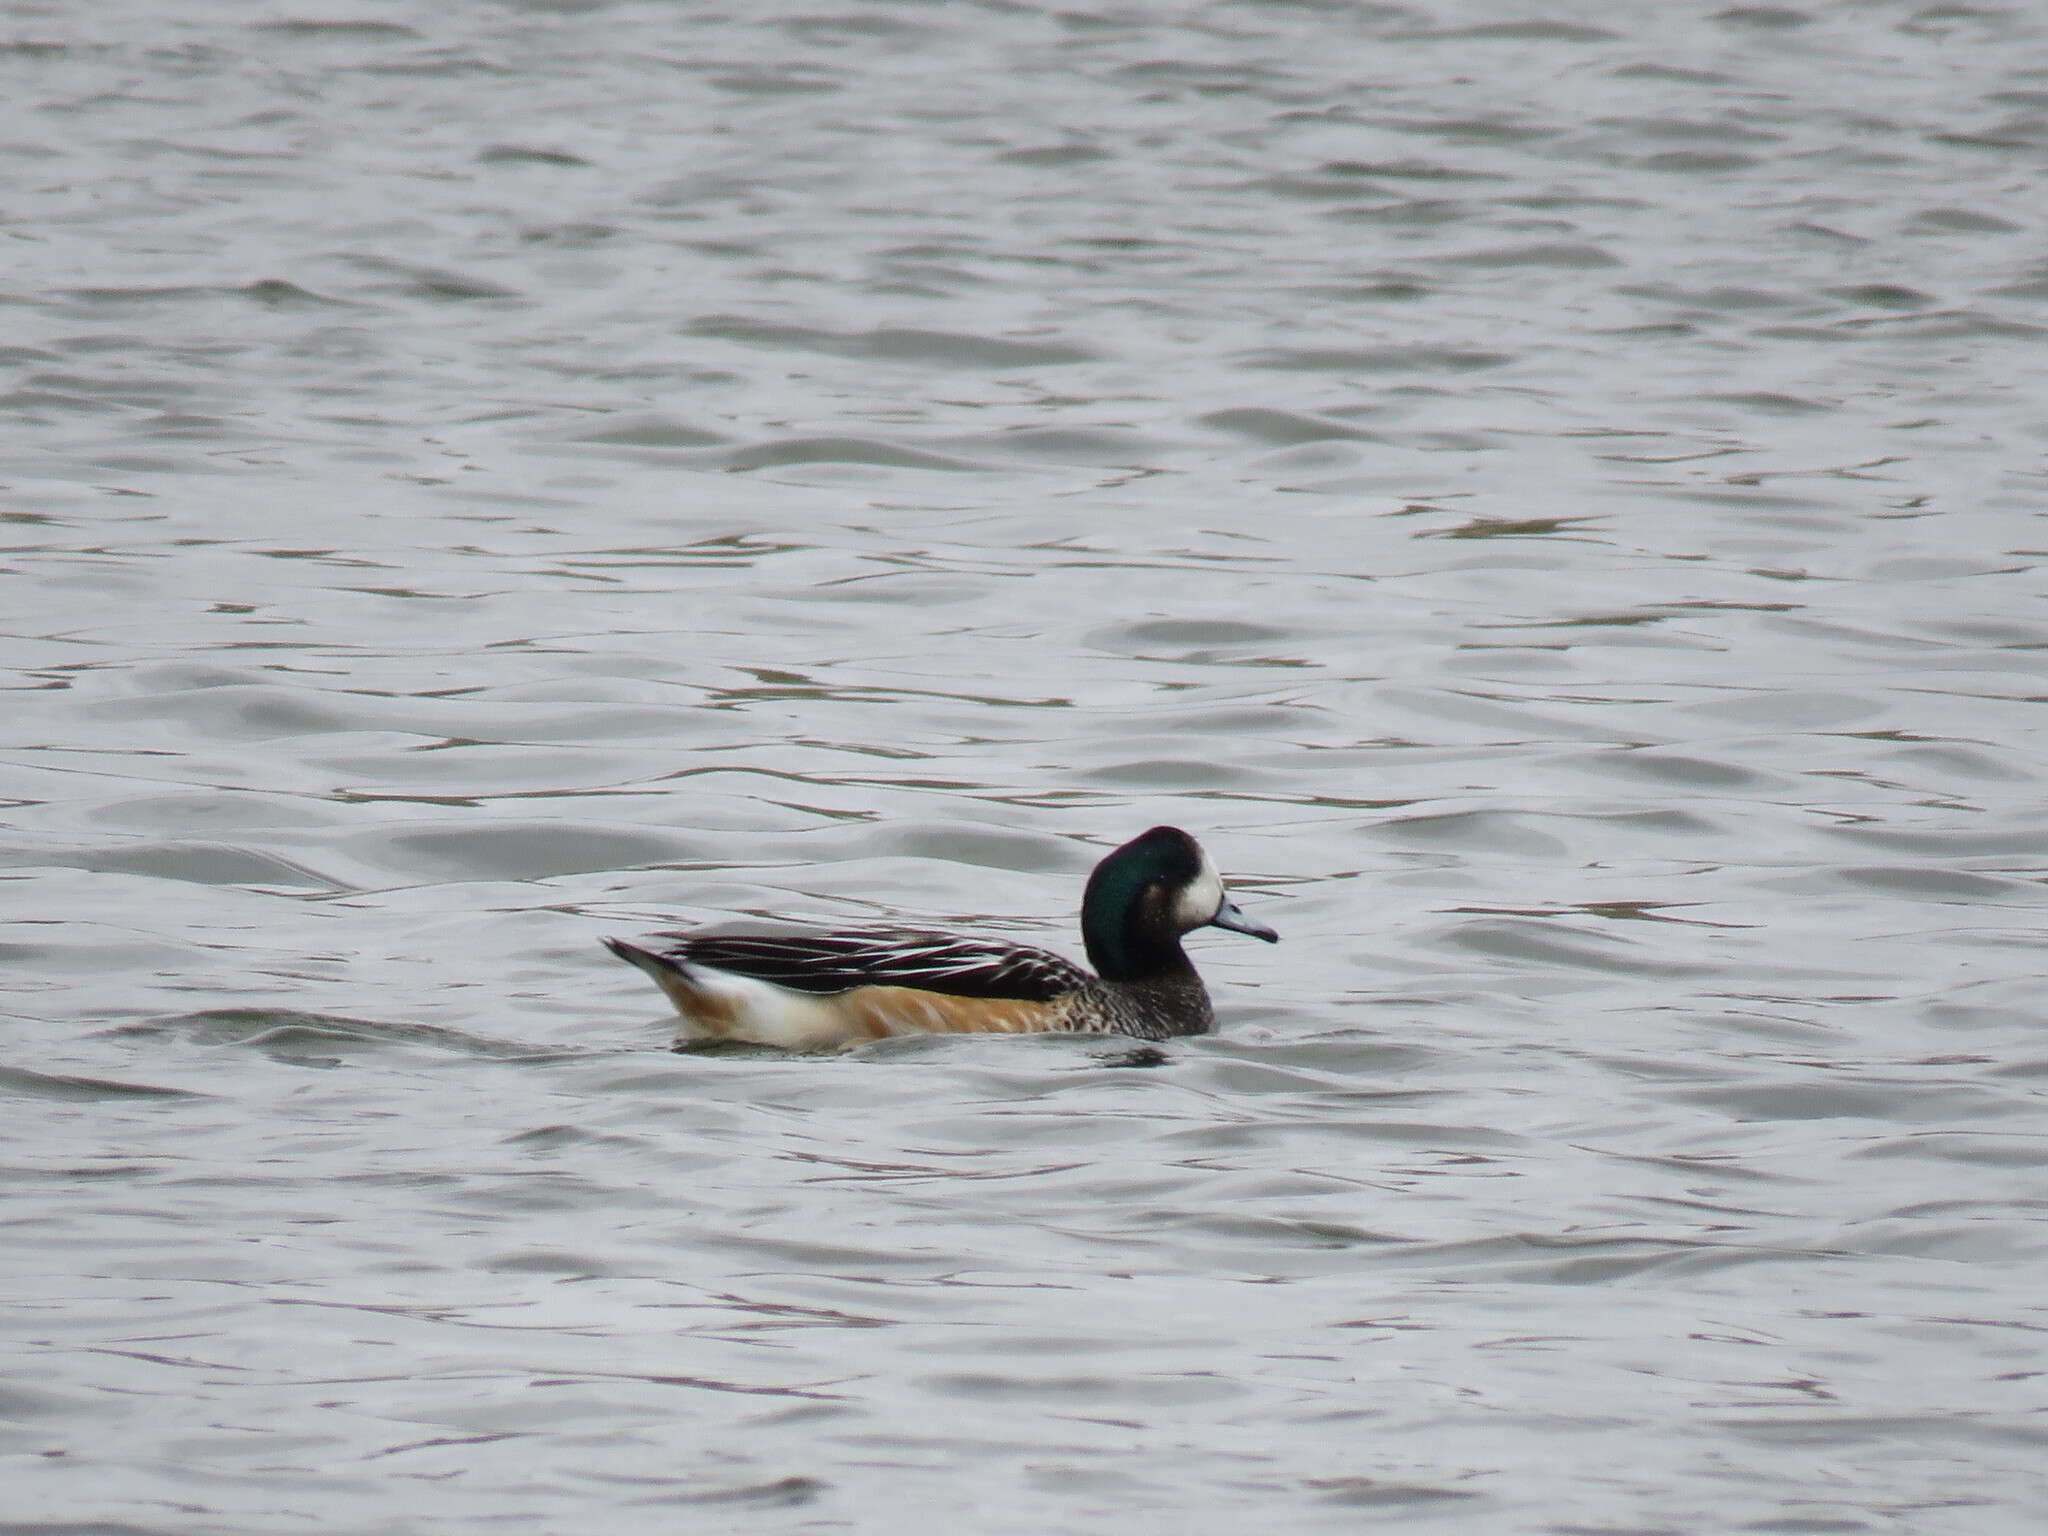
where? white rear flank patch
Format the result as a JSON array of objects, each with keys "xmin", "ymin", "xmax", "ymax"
[
  {"xmin": 1171, "ymin": 844, "xmax": 1226, "ymax": 930},
  {"xmin": 669, "ymin": 965, "xmax": 847, "ymax": 1050}
]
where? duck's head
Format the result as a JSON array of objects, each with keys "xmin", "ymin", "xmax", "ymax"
[{"xmin": 1081, "ymin": 826, "xmax": 1278, "ymax": 981}]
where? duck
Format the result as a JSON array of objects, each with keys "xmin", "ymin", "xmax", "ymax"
[{"xmin": 604, "ymin": 825, "xmax": 1277, "ymax": 1051}]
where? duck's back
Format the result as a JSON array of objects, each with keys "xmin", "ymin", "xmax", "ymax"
[{"xmin": 652, "ymin": 927, "xmax": 1091, "ymax": 999}]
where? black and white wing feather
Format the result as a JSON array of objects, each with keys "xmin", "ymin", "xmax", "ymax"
[{"xmin": 648, "ymin": 928, "xmax": 1092, "ymax": 1002}]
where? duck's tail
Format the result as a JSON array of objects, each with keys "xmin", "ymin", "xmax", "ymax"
[
  {"xmin": 602, "ymin": 936, "xmax": 675, "ymax": 978},
  {"xmin": 604, "ymin": 936, "xmax": 732, "ymax": 1035},
  {"xmin": 603, "ymin": 935, "xmax": 839, "ymax": 1048}
]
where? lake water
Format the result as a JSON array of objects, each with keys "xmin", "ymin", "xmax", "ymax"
[{"xmin": 5, "ymin": 1, "xmax": 2048, "ymax": 1532}]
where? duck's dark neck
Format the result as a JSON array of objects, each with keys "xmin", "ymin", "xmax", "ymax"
[{"xmin": 1083, "ymin": 886, "xmax": 1197, "ymax": 984}]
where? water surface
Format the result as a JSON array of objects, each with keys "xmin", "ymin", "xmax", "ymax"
[{"xmin": 5, "ymin": 2, "xmax": 2048, "ymax": 1532}]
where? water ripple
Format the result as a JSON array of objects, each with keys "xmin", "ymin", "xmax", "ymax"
[{"xmin": 6, "ymin": 2, "xmax": 2048, "ymax": 1532}]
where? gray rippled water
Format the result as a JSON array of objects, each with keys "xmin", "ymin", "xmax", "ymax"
[{"xmin": 5, "ymin": 1, "xmax": 2048, "ymax": 1532}]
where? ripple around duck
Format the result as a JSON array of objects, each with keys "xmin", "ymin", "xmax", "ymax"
[
  {"xmin": 1238, "ymin": 344, "xmax": 1514, "ymax": 373},
  {"xmin": 83, "ymin": 791, "xmax": 353, "ymax": 834},
  {"xmin": 563, "ymin": 414, "xmax": 733, "ymax": 449},
  {"xmin": 10, "ymin": 838, "xmax": 339, "ymax": 889},
  {"xmin": 940, "ymin": 427, "xmax": 1176, "ymax": 465},
  {"xmin": 1848, "ymin": 1133, "xmax": 2048, "ymax": 1169},
  {"xmin": 1817, "ymin": 866, "xmax": 2044, "ymax": 902},
  {"xmin": 1104, "ymin": 618, "xmax": 1297, "ymax": 648},
  {"xmin": 342, "ymin": 822, "xmax": 708, "ymax": 882},
  {"xmin": 1437, "ymin": 918, "xmax": 1696, "ymax": 976},
  {"xmin": 86, "ymin": 683, "xmax": 363, "ymax": 742},
  {"xmin": 839, "ymin": 821, "xmax": 1085, "ymax": 874},
  {"xmin": 108, "ymin": 1009, "xmax": 572, "ymax": 1061},
  {"xmin": 0, "ymin": 1064, "xmax": 208, "ymax": 1101},
  {"xmin": 1663, "ymin": 1078, "xmax": 2014, "ymax": 1125},
  {"xmin": 715, "ymin": 436, "xmax": 995, "ymax": 473},
  {"xmin": 1367, "ymin": 810, "xmax": 1574, "ymax": 859},
  {"xmin": 1076, "ymin": 757, "xmax": 1276, "ymax": 790},
  {"xmin": 683, "ymin": 318, "xmax": 1097, "ymax": 368},
  {"xmin": 917, "ymin": 1370, "xmax": 1244, "ymax": 1406},
  {"xmin": 1196, "ymin": 407, "xmax": 1379, "ymax": 444}
]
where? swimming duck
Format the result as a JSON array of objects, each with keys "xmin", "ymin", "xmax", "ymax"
[{"xmin": 605, "ymin": 825, "xmax": 1277, "ymax": 1050}]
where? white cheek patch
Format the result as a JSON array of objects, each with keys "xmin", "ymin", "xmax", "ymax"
[{"xmin": 1172, "ymin": 847, "xmax": 1226, "ymax": 930}]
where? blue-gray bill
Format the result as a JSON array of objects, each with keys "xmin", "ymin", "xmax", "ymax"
[{"xmin": 1211, "ymin": 897, "xmax": 1279, "ymax": 943}]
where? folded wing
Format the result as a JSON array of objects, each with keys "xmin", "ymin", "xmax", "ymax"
[{"xmin": 651, "ymin": 928, "xmax": 1091, "ymax": 1002}]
